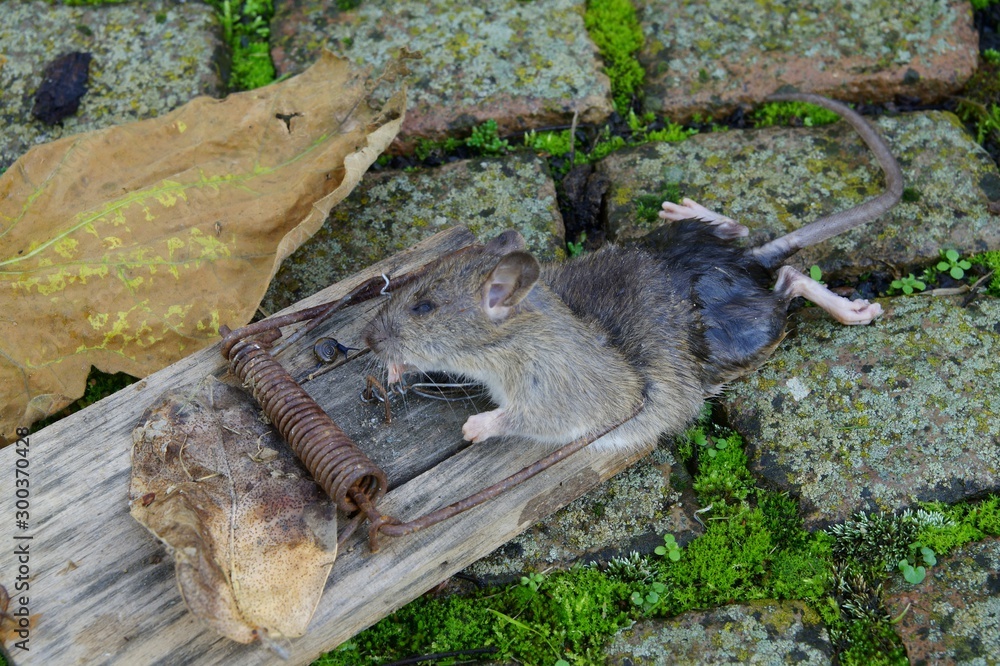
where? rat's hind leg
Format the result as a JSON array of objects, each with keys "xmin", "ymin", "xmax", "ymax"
[
  {"xmin": 775, "ymin": 266, "xmax": 882, "ymax": 325},
  {"xmin": 659, "ymin": 198, "xmax": 749, "ymax": 239}
]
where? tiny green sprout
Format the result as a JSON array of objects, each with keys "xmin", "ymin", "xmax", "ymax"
[
  {"xmin": 630, "ymin": 581, "xmax": 666, "ymax": 612},
  {"xmin": 809, "ymin": 265, "xmax": 823, "ymax": 283},
  {"xmin": 466, "ymin": 119, "xmax": 511, "ymax": 156},
  {"xmin": 890, "ymin": 273, "xmax": 926, "ymax": 295},
  {"xmin": 694, "ymin": 432, "xmax": 729, "ymax": 458},
  {"xmin": 654, "ymin": 533, "xmax": 682, "ymax": 561},
  {"xmin": 937, "ymin": 249, "xmax": 972, "ymax": 280},
  {"xmin": 898, "ymin": 559, "xmax": 926, "ymax": 584},
  {"xmin": 921, "ymin": 546, "xmax": 937, "ymax": 566},
  {"xmin": 567, "ymin": 233, "xmax": 587, "ymax": 258},
  {"xmin": 555, "ymin": 660, "xmax": 571, "ymax": 666},
  {"xmin": 520, "ymin": 571, "xmax": 545, "ymax": 592}
]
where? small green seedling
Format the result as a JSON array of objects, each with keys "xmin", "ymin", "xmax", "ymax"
[
  {"xmin": 567, "ymin": 233, "xmax": 587, "ymax": 258},
  {"xmin": 523, "ymin": 129, "xmax": 575, "ymax": 156},
  {"xmin": 630, "ymin": 581, "xmax": 666, "ymax": 612},
  {"xmin": 520, "ymin": 572, "xmax": 545, "ymax": 592},
  {"xmin": 909, "ymin": 542, "xmax": 937, "ymax": 567},
  {"xmin": 809, "ymin": 265, "xmax": 823, "ymax": 283},
  {"xmin": 695, "ymin": 431, "xmax": 729, "ymax": 459},
  {"xmin": 898, "ymin": 559, "xmax": 926, "ymax": 584},
  {"xmin": 890, "ymin": 273, "xmax": 926, "ymax": 295},
  {"xmin": 466, "ymin": 119, "xmax": 511, "ymax": 156},
  {"xmin": 654, "ymin": 533, "xmax": 681, "ymax": 561},
  {"xmin": 937, "ymin": 249, "xmax": 972, "ymax": 280}
]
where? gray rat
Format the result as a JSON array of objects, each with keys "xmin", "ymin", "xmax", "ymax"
[{"xmin": 362, "ymin": 93, "xmax": 903, "ymax": 451}]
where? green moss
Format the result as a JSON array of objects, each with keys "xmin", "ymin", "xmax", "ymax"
[
  {"xmin": 589, "ymin": 133, "xmax": 627, "ymax": 161},
  {"xmin": 912, "ymin": 497, "xmax": 1000, "ymax": 556},
  {"xmin": 317, "ymin": 593, "xmax": 496, "ymax": 664},
  {"xmin": 661, "ymin": 508, "xmax": 774, "ymax": 610},
  {"xmin": 971, "ymin": 250, "xmax": 1000, "ymax": 296},
  {"xmin": 691, "ymin": 431, "xmax": 755, "ymax": 508},
  {"xmin": 207, "ymin": 0, "xmax": 277, "ymax": 92},
  {"xmin": 753, "ymin": 100, "xmax": 842, "ymax": 128},
  {"xmin": 230, "ymin": 40, "xmax": 276, "ymax": 91},
  {"xmin": 466, "ymin": 119, "xmax": 512, "ymax": 156},
  {"xmin": 584, "ymin": 0, "xmax": 645, "ymax": 112},
  {"xmin": 835, "ymin": 619, "xmax": 908, "ymax": 666},
  {"xmin": 317, "ymin": 567, "xmax": 631, "ymax": 665},
  {"xmin": 524, "ymin": 128, "xmax": 576, "ymax": 157}
]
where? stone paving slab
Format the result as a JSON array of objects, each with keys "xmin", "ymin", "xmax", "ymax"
[
  {"xmin": 0, "ymin": 0, "xmax": 224, "ymax": 171},
  {"xmin": 262, "ymin": 153, "xmax": 565, "ymax": 314},
  {"xmin": 598, "ymin": 111, "xmax": 1000, "ymax": 278},
  {"xmin": 605, "ymin": 600, "xmax": 834, "ymax": 665},
  {"xmin": 270, "ymin": 0, "xmax": 614, "ymax": 147},
  {"xmin": 463, "ymin": 440, "xmax": 700, "ymax": 582},
  {"xmin": 885, "ymin": 537, "xmax": 1000, "ymax": 665},
  {"xmin": 722, "ymin": 295, "xmax": 1000, "ymax": 529},
  {"xmin": 637, "ymin": 0, "xmax": 978, "ymax": 122}
]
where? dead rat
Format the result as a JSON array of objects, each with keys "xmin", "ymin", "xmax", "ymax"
[{"xmin": 362, "ymin": 92, "xmax": 903, "ymax": 451}]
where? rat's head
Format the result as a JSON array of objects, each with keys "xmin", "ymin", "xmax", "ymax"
[{"xmin": 362, "ymin": 230, "xmax": 541, "ymax": 384}]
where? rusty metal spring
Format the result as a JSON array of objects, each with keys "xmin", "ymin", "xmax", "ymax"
[{"xmin": 221, "ymin": 332, "xmax": 387, "ymax": 514}]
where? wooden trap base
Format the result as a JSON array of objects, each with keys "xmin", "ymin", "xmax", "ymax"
[{"xmin": 0, "ymin": 227, "xmax": 653, "ymax": 665}]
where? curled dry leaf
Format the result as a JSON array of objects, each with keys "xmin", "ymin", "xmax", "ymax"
[
  {"xmin": 0, "ymin": 49, "xmax": 406, "ymax": 442},
  {"xmin": 129, "ymin": 375, "xmax": 338, "ymax": 644}
]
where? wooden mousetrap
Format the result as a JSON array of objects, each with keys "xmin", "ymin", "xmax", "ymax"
[{"xmin": 0, "ymin": 227, "xmax": 655, "ymax": 666}]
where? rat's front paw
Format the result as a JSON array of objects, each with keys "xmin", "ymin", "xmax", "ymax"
[{"xmin": 462, "ymin": 409, "xmax": 505, "ymax": 443}]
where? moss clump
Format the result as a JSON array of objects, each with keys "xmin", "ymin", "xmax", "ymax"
[
  {"xmin": 230, "ymin": 40, "xmax": 276, "ymax": 91},
  {"xmin": 584, "ymin": 0, "xmax": 645, "ymax": 112},
  {"xmin": 317, "ymin": 567, "xmax": 631, "ymax": 665},
  {"xmin": 524, "ymin": 128, "xmax": 577, "ymax": 157},
  {"xmin": 753, "ymin": 101, "xmax": 842, "ymax": 128},
  {"xmin": 835, "ymin": 619, "xmax": 908, "ymax": 666},
  {"xmin": 971, "ymin": 250, "xmax": 1000, "ymax": 296},
  {"xmin": 207, "ymin": 0, "xmax": 277, "ymax": 92},
  {"xmin": 644, "ymin": 423, "xmax": 834, "ymax": 616},
  {"xmin": 913, "ymin": 497, "xmax": 1000, "ymax": 554}
]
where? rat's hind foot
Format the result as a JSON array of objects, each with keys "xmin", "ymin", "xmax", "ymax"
[
  {"xmin": 775, "ymin": 266, "xmax": 883, "ymax": 325},
  {"xmin": 659, "ymin": 198, "xmax": 749, "ymax": 239}
]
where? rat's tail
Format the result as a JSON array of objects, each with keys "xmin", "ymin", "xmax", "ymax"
[{"xmin": 751, "ymin": 92, "xmax": 904, "ymax": 270}]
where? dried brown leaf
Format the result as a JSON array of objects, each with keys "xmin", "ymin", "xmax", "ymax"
[
  {"xmin": 129, "ymin": 375, "xmax": 338, "ymax": 644},
  {"xmin": 0, "ymin": 50, "xmax": 406, "ymax": 441}
]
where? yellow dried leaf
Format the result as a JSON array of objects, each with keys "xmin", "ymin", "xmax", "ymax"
[
  {"xmin": 0, "ymin": 50, "xmax": 405, "ymax": 441},
  {"xmin": 129, "ymin": 376, "xmax": 339, "ymax": 644}
]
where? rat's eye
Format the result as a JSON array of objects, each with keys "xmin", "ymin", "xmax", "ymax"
[{"xmin": 410, "ymin": 300, "xmax": 436, "ymax": 316}]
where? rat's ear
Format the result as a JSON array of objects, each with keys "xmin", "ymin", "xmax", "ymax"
[
  {"xmin": 483, "ymin": 229, "xmax": 526, "ymax": 256},
  {"xmin": 482, "ymin": 251, "xmax": 540, "ymax": 321}
]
